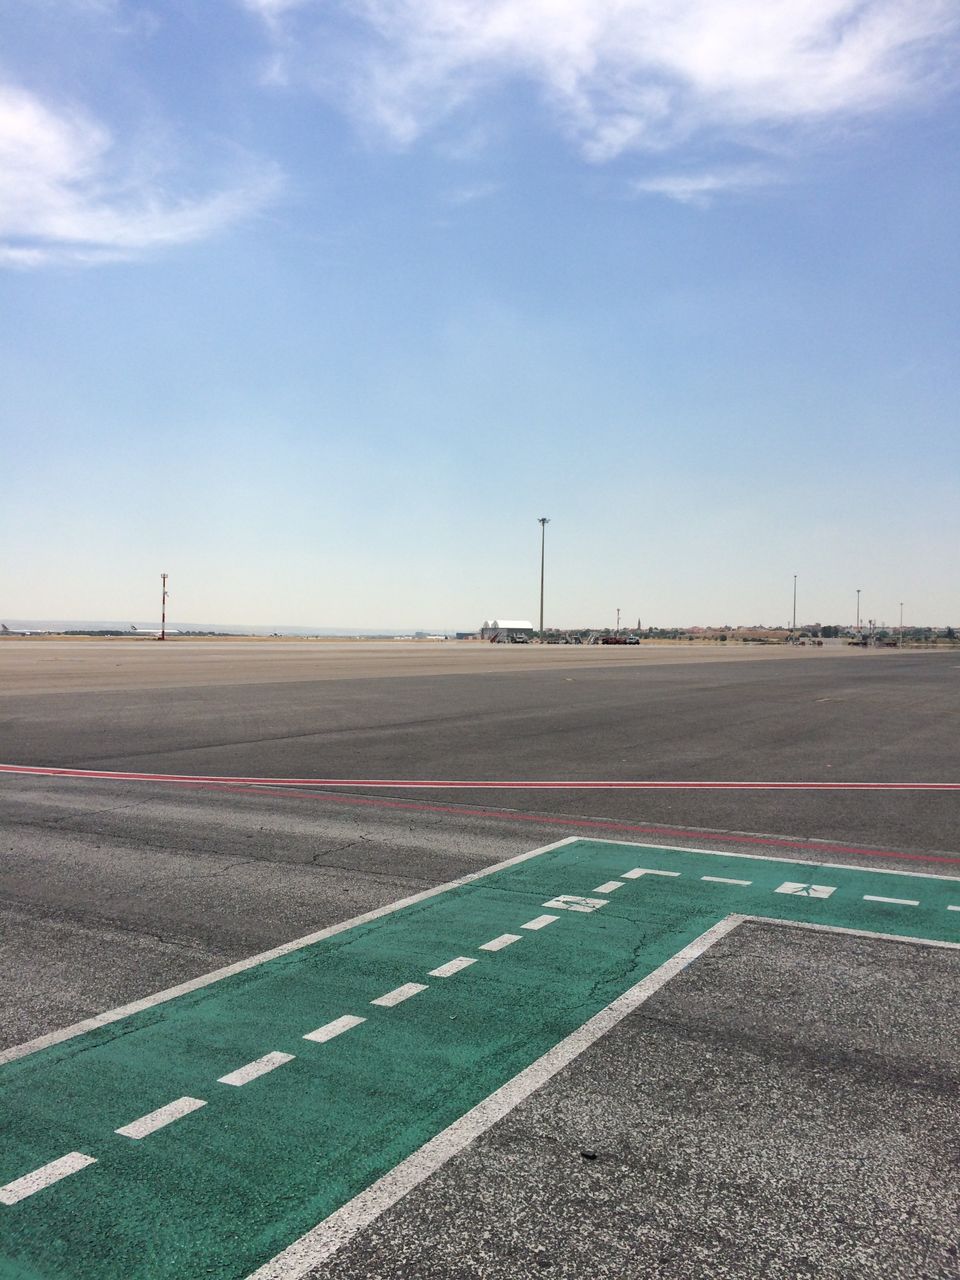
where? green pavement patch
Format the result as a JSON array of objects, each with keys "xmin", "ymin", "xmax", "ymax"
[{"xmin": 1, "ymin": 839, "xmax": 958, "ymax": 1279}]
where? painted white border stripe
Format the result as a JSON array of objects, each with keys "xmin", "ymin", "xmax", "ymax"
[
  {"xmin": 702, "ymin": 875, "xmax": 752, "ymax": 886},
  {"xmin": 428, "ymin": 957, "xmax": 477, "ymax": 978},
  {"xmin": 584, "ymin": 836, "xmax": 960, "ymax": 882},
  {"xmin": 948, "ymin": 905, "xmax": 960, "ymax": 912},
  {"xmin": 115, "ymin": 1096, "xmax": 206, "ymax": 1140},
  {"xmin": 304, "ymin": 1015, "xmax": 366, "ymax": 1044},
  {"xmin": 863, "ymin": 894, "xmax": 919, "ymax": 907},
  {"xmin": 0, "ymin": 1153, "xmax": 96, "ymax": 1206},
  {"xmin": 738, "ymin": 915, "xmax": 960, "ymax": 951},
  {"xmin": 371, "ymin": 984, "xmax": 427, "ymax": 1008},
  {"xmin": 480, "ymin": 934, "xmax": 522, "ymax": 952},
  {"xmin": 520, "ymin": 915, "xmax": 558, "ymax": 931},
  {"xmin": 218, "ymin": 1052, "xmax": 295, "ymax": 1087},
  {"xmin": 594, "ymin": 881, "xmax": 624, "ymax": 893},
  {"xmin": 244, "ymin": 917, "xmax": 741, "ymax": 1279}
]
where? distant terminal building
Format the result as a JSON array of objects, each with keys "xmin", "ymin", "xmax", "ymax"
[{"xmin": 480, "ymin": 619, "xmax": 535, "ymax": 643}]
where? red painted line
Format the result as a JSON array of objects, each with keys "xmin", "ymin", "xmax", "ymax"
[
  {"xmin": 0, "ymin": 764, "xmax": 958, "ymax": 791},
  {"xmin": 5, "ymin": 766, "xmax": 960, "ymax": 867}
]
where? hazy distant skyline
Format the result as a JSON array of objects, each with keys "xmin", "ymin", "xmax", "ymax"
[{"xmin": 2, "ymin": 2, "xmax": 958, "ymax": 628}]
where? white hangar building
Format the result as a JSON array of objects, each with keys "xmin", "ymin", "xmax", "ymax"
[{"xmin": 480, "ymin": 619, "xmax": 535, "ymax": 641}]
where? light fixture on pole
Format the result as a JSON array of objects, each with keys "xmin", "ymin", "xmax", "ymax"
[
  {"xmin": 538, "ymin": 518, "xmax": 549, "ymax": 641},
  {"xmin": 160, "ymin": 572, "xmax": 168, "ymax": 642}
]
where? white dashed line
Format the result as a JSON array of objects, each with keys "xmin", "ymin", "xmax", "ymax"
[
  {"xmin": 0, "ymin": 1153, "xmax": 96, "ymax": 1206},
  {"xmin": 594, "ymin": 881, "xmax": 624, "ymax": 894},
  {"xmin": 429, "ymin": 957, "xmax": 477, "ymax": 977},
  {"xmin": 863, "ymin": 894, "xmax": 919, "ymax": 907},
  {"xmin": 948, "ymin": 905, "xmax": 960, "ymax": 912},
  {"xmin": 521, "ymin": 915, "xmax": 558, "ymax": 931},
  {"xmin": 622, "ymin": 867, "xmax": 681, "ymax": 879},
  {"xmin": 218, "ymin": 1052, "xmax": 295, "ymax": 1087},
  {"xmin": 115, "ymin": 1096, "xmax": 206, "ymax": 1140},
  {"xmin": 701, "ymin": 876, "xmax": 752, "ymax": 886},
  {"xmin": 480, "ymin": 934, "xmax": 522, "ymax": 952},
  {"xmin": 371, "ymin": 983, "xmax": 427, "ymax": 1008},
  {"xmin": 304, "ymin": 1014, "xmax": 366, "ymax": 1044}
]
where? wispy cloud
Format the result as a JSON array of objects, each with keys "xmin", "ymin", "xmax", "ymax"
[
  {"xmin": 632, "ymin": 165, "xmax": 780, "ymax": 206},
  {"xmin": 0, "ymin": 83, "xmax": 281, "ymax": 268},
  {"xmin": 244, "ymin": 0, "xmax": 960, "ymax": 165},
  {"xmin": 443, "ymin": 180, "xmax": 500, "ymax": 206}
]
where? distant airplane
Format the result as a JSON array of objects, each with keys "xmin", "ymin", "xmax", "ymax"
[
  {"xmin": 130, "ymin": 625, "xmax": 180, "ymax": 636},
  {"xmin": 1, "ymin": 623, "xmax": 47, "ymax": 636}
]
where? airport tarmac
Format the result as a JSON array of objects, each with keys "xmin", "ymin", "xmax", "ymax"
[
  {"xmin": 0, "ymin": 642, "xmax": 957, "ymax": 1278},
  {"xmin": 0, "ymin": 635, "xmax": 891, "ymax": 695}
]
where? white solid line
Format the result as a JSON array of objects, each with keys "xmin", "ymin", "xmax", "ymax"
[
  {"xmin": 304, "ymin": 1015, "xmax": 366, "ymax": 1043},
  {"xmin": 371, "ymin": 983, "xmax": 427, "ymax": 1008},
  {"xmin": 0, "ymin": 835, "xmax": 581, "ymax": 1067},
  {"xmin": 863, "ymin": 894, "xmax": 919, "ymax": 907},
  {"xmin": 701, "ymin": 875, "xmax": 752, "ymax": 886},
  {"xmin": 428, "ymin": 957, "xmax": 477, "ymax": 978},
  {"xmin": 622, "ymin": 867, "xmax": 681, "ymax": 879},
  {"xmin": 115, "ymin": 1096, "xmax": 206, "ymax": 1140},
  {"xmin": 243, "ymin": 916, "xmax": 741, "ymax": 1280},
  {"xmin": 948, "ymin": 905, "xmax": 960, "ymax": 912},
  {"xmin": 582, "ymin": 837, "xmax": 960, "ymax": 883},
  {"xmin": 738, "ymin": 915, "xmax": 960, "ymax": 950},
  {"xmin": 480, "ymin": 933, "xmax": 522, "ymax": 952},
  {"xmin": 521, "ymin": 915, "xmax": 558, "ymax": 931},
  {"xmin": 0, "ymin": 1153, "xmax": 96, "ymax": 1206},
  {"xmin": 218, "ymin": 1052, "xmax": 295, "ymax": 1087},
  {"xmin": 594, "ymin": 881, "xmax": 624, "ymax": 894}
]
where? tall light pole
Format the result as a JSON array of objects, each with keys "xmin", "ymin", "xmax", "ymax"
[
  {"xmin": 792, "ymin": 574, "xmax": 797, "ymax": 642},
  {"xmin": 899, "ymin": 601, "xmax": 904, "ymax": 649},
  {"xmin": 616, "ymin": 607, "xmax": 621, "ymax": 634},
  {"xmin": 856, "ymin": 588, "xmax": 861, "ymax": 636},
  {"xmin": 160, "ymin": 572, "xmax": 168, "ymax": 642},
  {"xmin": 538, "ymin": 518, "xmax": 549, "ymax": 641}
]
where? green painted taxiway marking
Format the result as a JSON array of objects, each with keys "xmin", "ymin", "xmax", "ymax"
[{"xmin": 1, "ymin": 839, "xmax": 957, "ymax": 1279}]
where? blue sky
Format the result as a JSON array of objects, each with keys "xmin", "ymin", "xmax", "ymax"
[{"xmin": 2, "ymin": 0, "xmax": 958, "ymax": 629}]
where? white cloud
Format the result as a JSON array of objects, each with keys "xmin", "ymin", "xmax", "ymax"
[
  {"xmin": 0, "ymin": 83, "xmax": 281, "ymax": 267},
  {"xmin": 246, "ymin": 0, "xmax": 960, "ymax": 161}
]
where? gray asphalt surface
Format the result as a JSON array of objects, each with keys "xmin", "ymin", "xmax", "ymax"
[
  {"xmin": 1, "ymin": 649, "xmax": 957, "ymax": 1277},
  {"xmin": 312, "ymin": 923, "xmax": 960, "ymax": 1280}
]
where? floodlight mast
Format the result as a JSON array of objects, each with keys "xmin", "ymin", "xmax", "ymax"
[
  {"xmin": 538, "ymin": 518, "xmax": 550, "ymax": 640},
  {"xmin": 160, "ymin": 573, "xmax": 168, "ymax": 642}
]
